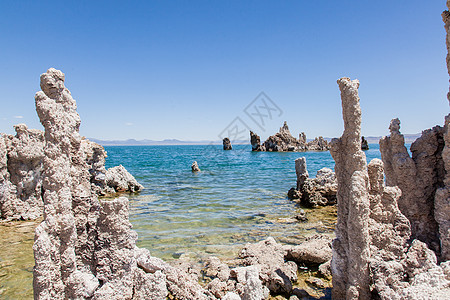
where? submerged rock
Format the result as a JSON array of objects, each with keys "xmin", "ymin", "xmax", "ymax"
[
  {"xmin": 192, "ymin": 161, "xmax": 201, "ymax": 172},
  {"xmin": 223, "ymin": 137, "xmax": 232, "ymax": 150}
]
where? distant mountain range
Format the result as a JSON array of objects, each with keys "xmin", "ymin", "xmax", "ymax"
[
  {"xmin": 87, "ymin": 138, "xmax": 250, "ymax": 146},
  {"xmin": 363, "ymin": 134, "xmax": 421, "ymax": 144},
  {"xmin": 89, "ymin": 134, "xmax": 422, "ymax": 146}
]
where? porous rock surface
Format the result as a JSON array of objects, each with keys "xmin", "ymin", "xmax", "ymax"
[
  {"xmin": 379, "ymin": 118, "xmax": 442, "ymax": 253},
  {"xmin": 33, "ymin": 68, "xmax": 309, "ymax": 300},
  {"xmin": 0, "ymin": 119, "xmax": 142, "ymax": 221},
  {"xmin": 32, "ymin": 68, "xmax": 205, "ymax": 299},
  {"xmin": 0, "ymin": 124, "xmax": 44, "ymax": 220},
  {"xmin": 330, "ymin": 76, "xmax": 450, "ymax": 299},
  {"xmin": 202, "ymin": 236, "xmax": 333, "ymax": 299},
  {"xmin": 223, "ymin": 137, "xmax": 232, "ymax": 150},
  {"xmin": 329, "ymin": 77, "xmax": 371, "ymax": 299},
  {"xmin": 252, "ymin": 121, "xmax": 329, "ymax": 152},
  {"xmin": 287, "ymin": 157, "xmax": 337, "ymax": 207}
]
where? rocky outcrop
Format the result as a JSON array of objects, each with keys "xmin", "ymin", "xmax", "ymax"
[
  {"xmin": 361, "ymin": 136, "xmax": 369, "ymax": 150},
  {"xmin": 192, "ymin": 161, "xmax": 201, "ymax": 172},
  {"xmin": 0, "ymin": 121, "xmax": 142, "ymax": 221},
  {"xmin": 379, "ymin": 118, "xmax": 443, "ymax": 253},
  {"xmin": 330, "ymin": 75, "xmax": 450, "ymax": 299},
  {"xmin": 251, "ymin": 122, "xmax": 329, "ymax": 152},
  {"xmin": 329, "ymin": 77, "xmax": 371, "ymax": 299},
  {"xmin": 284, "ymin": 235, "xmax": 332, "ymax": 265},
  {"xmin": 306, "ymin": 136, "xmax": 329, "ymax": 151},
  {"xmin": 238, "ymin": 237, "xmax": 297, "ymax": 294},
  {"xmin": 104, "ymin": 165, "xmax": 143, "ymax": 193},
  {"xmin": 32, "ymin": 68, "xmax": 209, "ymax": 299},
  {"xmin": 250, "ymin": 131, "xmax": 265, "ymax": 151},
  {"xmin": 32, "ymin": 68, "xmax": 338, "ymax": 300},
  {"xmin": 223, "ymin": 138, "xmax": 232, "ymax": 150},
  {"xmin": 295, "ymin": 157, "xmax": 308, "ymax": 190},
  {"xmin": 435, "ymin": 114, "xmax": 450, "ymax": 261},
  {"xmin": 0, "ymin": 124, "xmax": 44, "ymax": 220},
  {"xmin": 287, "ymin": 157, "xmax": 337, "ymax": 207},
  {"xmin": 263, "ymin": 121, "xmax": 305, "ymax": 152}
]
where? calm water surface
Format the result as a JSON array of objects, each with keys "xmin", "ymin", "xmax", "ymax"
[{"xmin": 105, "ymin": 144, "xmax": 382, "ymax": 261}]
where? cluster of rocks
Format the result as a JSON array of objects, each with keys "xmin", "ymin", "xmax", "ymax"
[
  {"xmin": 330, "ymin": 76, "xmax": 450, "ymax": 299},
  {"xmin": 223, "ymin": 138, "xmax": 232, "ymax": 150},
  {"xmin": 0, "ymin": 124, "xmax": 143, "ymax": 221},
  {"xmin": 287, "ymin": 157, "xmax": 337, "ymax": 207},
  {"xmin": 250, "ymin": 122, "xmax": 330, "ymax": 152},
  {"xmin": 30, "ymin": 68, "xmax": 334, "ymax": 299},
  {"xmin": 203, "ymin": 236, "xmax": 332, "ymax": 299}
]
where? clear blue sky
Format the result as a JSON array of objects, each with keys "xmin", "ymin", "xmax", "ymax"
[{"xmin": 0, "ymin": 0, "xmax": 449, "ymax": 141}]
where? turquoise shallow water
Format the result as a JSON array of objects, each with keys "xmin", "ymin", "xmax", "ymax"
[{"xmin": 105, "ymin": 144, "xmax": 382, "ymax": 261}]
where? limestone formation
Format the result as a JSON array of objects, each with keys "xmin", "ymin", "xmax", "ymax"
[
  {"xmin": 435, "ymin": 115, "xmax": 450, "ymax": 261},
  {"xmin": 284, "ymin": 235, "xmax": 332, "ymax": 265},
  {"xmin": 192, "ymin": 161, "xmax": 201, "ymax": 172},
  {"xmin": 0, "ymin": 124, "xmax": 44, "ymax": 220},
  {"xmin": 331, "ymin": 74, "xmax": 450, "ymax": 299},
  {"xmin": 32, "ymin": 68, "xmax": 204, "ymax": 300},
  {"xmin": 380, "ymin": 118, "xmax": 444, "ymax": 253},
  {"xmin": 298, "ymin": 132, "xmax": 306, "ymax": 144},
  {"xmin": 250, "ymin": 131, "xmax": 265, "ymax": 151},
  {"xmin": 329, "ymin": 77, "xmax": 371, "ymax": 299},
  {"xmin": 251, "ymin": 122, "xmax": 330, "ymax": 152},
  {"xmin": 104, "ymin": 165, "xmax": 143, "ymax": 193},
  {"xmin": 295, "ymin": 157, "xmax": 308, "ymax": 190},
  {"xmin": 238, "ymin": 237, "xmax": 297, "ymax": 294},
  {"xmin": 0, "ymin": 127, "xmax": 142, "ymax": 221},
  {"xmin": 361, "ymin": 136, "xmax": 369, "ymax": 150},
  {"xmin": 288, "ymin": 157, "xmax": 337, "ymax": 207},
  {"xmin": 263, "ymin": 121, "xmax": 306, "ymax": 152},
  {"xmin": 306, "ymin": 136, "xmax": 329, "ymax": 151},
  {"xmin": 223, "ymin": 137, "xmax": 232, "ymax": 150},
  {"xmin": 367, "ymin": 159, "xmax": 450, "ymax": 299}
]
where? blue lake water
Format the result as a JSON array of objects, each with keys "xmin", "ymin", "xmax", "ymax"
[{"xmin": 104, "ymin": 144, "xmax": 382, "ymax": 261}]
